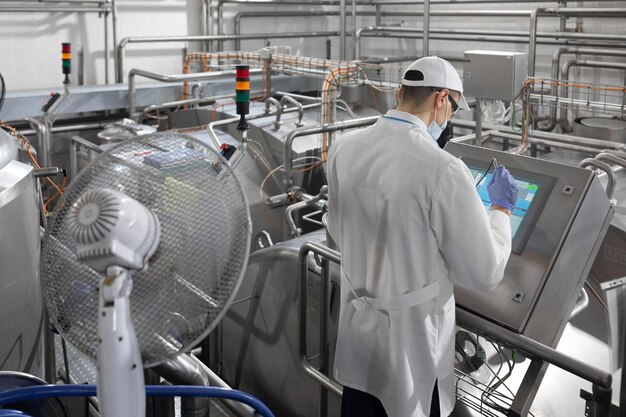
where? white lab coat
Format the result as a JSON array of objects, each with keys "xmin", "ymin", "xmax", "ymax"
[{"xmin": 327, "ymin": 109, "xmax": 512, "ymax": 417}]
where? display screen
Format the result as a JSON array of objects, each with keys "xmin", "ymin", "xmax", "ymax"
[{"xmin": 470, "ymin": 168, "xmax": 541, "ymax": 238}]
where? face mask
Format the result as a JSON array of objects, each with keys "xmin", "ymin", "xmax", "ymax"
[
  {"xmin": 436, "ymin": 124, "xmax": 453, "ymax": 149},
  {"xmin": 427, "ymin": 103, "xmax": 448, "ymax": 141}
]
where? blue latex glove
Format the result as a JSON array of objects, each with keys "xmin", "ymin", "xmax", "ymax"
[{"xmin": 487, "ymin": 165, "xmax": 519, "ymax": 211}]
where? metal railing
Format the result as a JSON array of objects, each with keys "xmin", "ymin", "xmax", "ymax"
[{"xmin": 298, "ymin": 241, "xmax": 343, "ymax": 417}]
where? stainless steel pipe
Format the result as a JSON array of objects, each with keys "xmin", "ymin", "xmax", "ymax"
[
  {"xmin": 117, "ymin": 32, "xmax": 339, "ymax": 82},
  {"xmin": 235, "ymin": 8, "xmax": 535, "ymax": 50},
  {"xmin": 276, "ymin": 95, "xmax": 305, "ymax": 130},
  {"xmin": 579, "ymin": 158, "xmax": 617, "ymax": 200},
  {"xmin": 560, "ymin": 60, "xmax": 626, "ymax": 133},
  {"xmin": 0, "ymin": 4, "xmax": 110, "ymax": 12},
  {"xmin": 356, "ymin": 26, "xmax": 626, "ymax": 60},
  {"xmin": 528, "ymin": 7, "xmax": 626, "ymax": 76},
  {"xmin": 127, "ymin": 68, "xmax": 263, "ymax": 116},
  {"xmin": 423, "ymin": 0, "xmax": 430, "ymax": 56},
  {"xmin": 543, "ymin": 47, "xmax": 626, "ymax": 131},
  {"xmin": 340, "ymin": 0, "xmax": 346, "ymax": 60},
  {"xmin": 283, "ymin": 116, "xmax": 379, "ymax": 186},
  {"xmin": 24, "ymin": 117, "xmax": 50, "ymax": 168}
]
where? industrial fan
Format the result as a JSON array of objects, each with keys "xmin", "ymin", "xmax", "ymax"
[{"xmin": 37, "ymin": 132, "xmax": 253, "ymax": 417}]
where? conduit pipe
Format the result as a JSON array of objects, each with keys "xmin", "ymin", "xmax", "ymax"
[
  {"xmin": 559, "ymin": 60, "xmax": 626, "ymax": 133},
  {"xmin": 116, "ymin": 32, "xmax": 339, "ymax": 82},
  {"xmin": 543, "ymin": 48, "xmax": 626, "ymax": 131}
]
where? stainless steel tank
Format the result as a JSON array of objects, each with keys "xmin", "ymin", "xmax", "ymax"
[
  {"xmin": 0, "ymin": 159, "xmax": 43, "ymax": 377},
  {"xmin": 0, "ymin": 129, "xmax": 18, "ymax": 170},
  {"xmin": 573, "ymin": 117, "xmax": 626, "ymax": 143},
  {"xmin": 219, "ymin": 230, "xmax": 342, "ymax": 417}
]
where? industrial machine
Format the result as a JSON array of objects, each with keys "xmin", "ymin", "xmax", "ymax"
[{"xmin": 446, "ymin": 142, "xmax": 613, "ymax": 348}]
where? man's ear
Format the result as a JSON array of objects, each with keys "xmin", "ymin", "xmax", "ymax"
[
  {"xmin": 435, "ymin": 89, "xmax": 449, "ymax": 108},
  {"xmin": 397, "ymin": 87, "xmax": 403, "ymax": 103}
]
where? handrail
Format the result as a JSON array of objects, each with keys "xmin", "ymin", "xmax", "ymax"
[
  {"xmin": 283, "ymin": 117, "xmax": 379, "ymax": 186},
  {"xmin": 298, "ymin": 241, "xmax": 343, "ymax": 399}
]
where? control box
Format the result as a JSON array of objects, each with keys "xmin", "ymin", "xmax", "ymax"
[
  {"xmin": 463, "ymin": 50, "xmax": 528, "ymax": 101},
  {"xmin": 445, "ymin": 142, "xmax": 613, "ymax": 348}
]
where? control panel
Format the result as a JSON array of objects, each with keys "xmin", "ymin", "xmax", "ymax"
[{"xmin": 445, "ymin": 143, "xmax": 613, "ymax": 347}]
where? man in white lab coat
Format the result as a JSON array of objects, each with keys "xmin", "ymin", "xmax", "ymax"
[{"xmin": 327, "ymin": 56, "xmax": 519, "ymax": 417}]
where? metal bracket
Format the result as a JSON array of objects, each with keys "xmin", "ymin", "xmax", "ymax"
[{"xmin": 580, "ymin": 385, "xmax": 613, "ymax": 417}]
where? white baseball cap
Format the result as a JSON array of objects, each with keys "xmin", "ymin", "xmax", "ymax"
[{"xmin": 401, "ymin": 56, "xmax": 470, "ymax": 111}]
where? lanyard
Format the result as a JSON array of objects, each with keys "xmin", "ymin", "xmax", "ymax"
[{"xmin": 382, "ymin": 115, "xmax": 416, "ymax": 126}]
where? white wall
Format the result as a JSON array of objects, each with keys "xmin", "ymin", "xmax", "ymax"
[
  {"xmin": 0, "ymin": 0, "xmax": 625, "ymax": 91},
  {"xmin": 0, "ymin": 0, "xmax": 200, "ymax": 90}
]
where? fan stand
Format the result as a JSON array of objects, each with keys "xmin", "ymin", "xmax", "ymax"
[{"xmin": 98, "ymin": 265, "xmax": 145, "ymax": 417}]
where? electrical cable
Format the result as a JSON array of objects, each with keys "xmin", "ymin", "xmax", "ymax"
[
  {"xmin": 475, "ymin": 157, "xmax": 498, "ymax": 188},
  {"xmin": 585, "ymin": 279, "xmax": 608, "ymax": 310}
]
